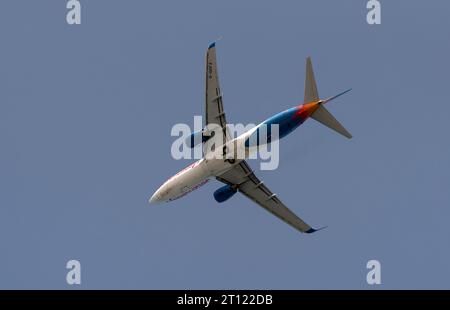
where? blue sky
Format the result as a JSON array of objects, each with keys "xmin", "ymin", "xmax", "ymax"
[{"xmin": 1, "ymin": 0, "xmax": 449, "ymax": 289}]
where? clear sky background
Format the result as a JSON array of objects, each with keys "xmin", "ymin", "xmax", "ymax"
[{"xmin": 1, "ymin": 0, "xmax": 449, "ymax": 289}]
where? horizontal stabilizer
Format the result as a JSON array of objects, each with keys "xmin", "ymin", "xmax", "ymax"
[{"xmin": 311, "ymin": 105, "xmax": 352, "ymax": 139}]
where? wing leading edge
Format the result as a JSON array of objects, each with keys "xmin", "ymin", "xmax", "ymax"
[{"xmin": 217, "ymin": 161, "xmax": 323, "ymax": 234}]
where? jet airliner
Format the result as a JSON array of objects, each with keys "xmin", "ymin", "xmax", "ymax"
[{"xmin": 149, "ymin": 42, "xmax": 352, "ymax": 233}]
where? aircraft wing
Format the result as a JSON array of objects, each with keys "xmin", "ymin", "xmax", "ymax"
[
  {"xmin": 216, "ymin": 161, "xmax": 321, "ymax": 234},
  {"xmin": 204, "ymin": 42, "xmax": 230, "ymax": 149}
]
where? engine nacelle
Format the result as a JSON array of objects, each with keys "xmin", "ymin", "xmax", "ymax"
[
  {"xmin": 213, "ymin": 184, "xmax": 237, "ymax": 203},
  {"xmin": 184, "ymin": 130, "xmax": 213, "ymax": 148}
]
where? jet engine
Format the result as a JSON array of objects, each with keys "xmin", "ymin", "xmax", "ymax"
[
  {"xmin": 185, "ymin": 130, "xmax": 214, "ymax": 148},
  {"xmin": 213, "ymin": 184, "xmax": 237, "ymax": 203}
]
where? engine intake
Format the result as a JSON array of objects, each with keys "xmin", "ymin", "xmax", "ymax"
[{"xmin": 213, "ymin": 184, "xmax": 237, "ymax": 203}]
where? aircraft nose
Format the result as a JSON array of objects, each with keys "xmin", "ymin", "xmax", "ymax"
[
  {"xmin": 149, "ymin": 181, "xmax": 173, "ymax": 205},
  {"xmin": 149, "ymin": 191, "xmax": 163, "ymax": 205}
]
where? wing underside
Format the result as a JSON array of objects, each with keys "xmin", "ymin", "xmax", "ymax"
[
  {"xmin": 217, "ymin": 161, "xmax": 320, "ymax": 234},
  {"xmin": 204, "ymin": 43, "xmax": 229, "ymax": 151}
]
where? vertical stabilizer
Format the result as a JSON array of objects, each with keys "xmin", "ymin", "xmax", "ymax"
[{"xmin": 304, "ymin": 57, "xmax": 319, "ymax": 103}]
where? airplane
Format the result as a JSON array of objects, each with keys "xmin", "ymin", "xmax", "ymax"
[{"xmin": 149, "ymin": 42, "xmax": 352, "ymax": 234}]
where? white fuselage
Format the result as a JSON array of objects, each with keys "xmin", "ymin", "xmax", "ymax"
[{"xmin": 149, "ymin": 127, "xmax": 260, "ymax": 204}]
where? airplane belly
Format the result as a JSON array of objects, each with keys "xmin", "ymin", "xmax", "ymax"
[
  {"xmin": 166, "ymin": 160, "xmax": 211, "ymax": 201},
  {"xmin": 203, "ymin": 157, "xmax": 244, "ymax": 178}
]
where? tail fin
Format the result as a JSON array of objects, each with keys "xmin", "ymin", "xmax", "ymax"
[
  {"xmin": 304, "ymin": 57, "xmax": 352, "ymax": 139},
  {"xmin": 304, "ymin": 57, "xmax": 319, "ymax": 103}
]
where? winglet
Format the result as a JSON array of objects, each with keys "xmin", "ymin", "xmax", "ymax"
[
  {"xmin": 305, "ymin": 226, "xmax": 328, "ymax": 234},
  {"xmin": 208, "ymin": 36, "xmax": 223, "ymax": 50}
]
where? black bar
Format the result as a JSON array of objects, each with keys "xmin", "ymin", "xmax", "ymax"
[{"xmin": 0, "ymin": 290, "xmax": 449, "ymax": 307}]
